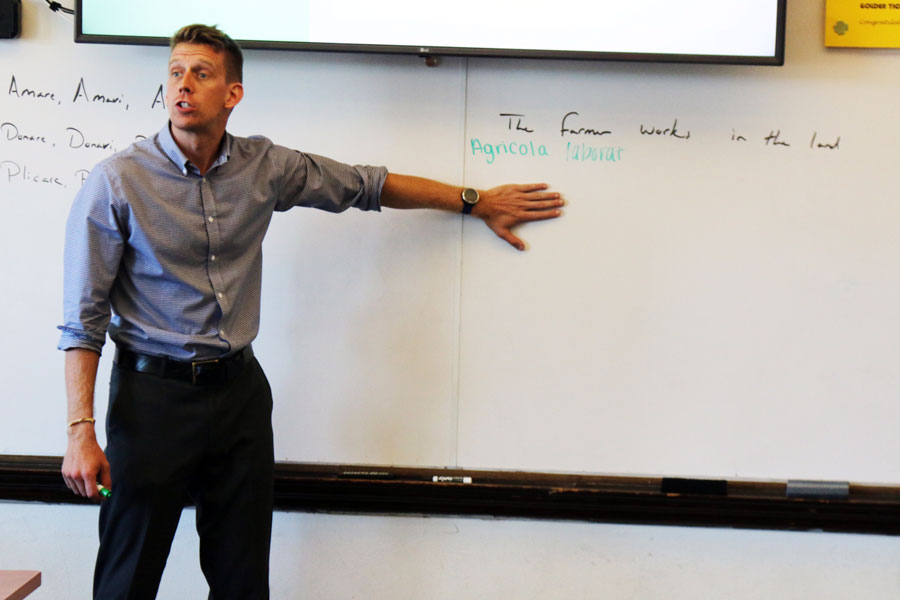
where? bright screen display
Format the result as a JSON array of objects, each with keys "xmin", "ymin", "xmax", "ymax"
[{"xmin": 75, "ymin": 0, "xmax": 786, "ymax": 65}]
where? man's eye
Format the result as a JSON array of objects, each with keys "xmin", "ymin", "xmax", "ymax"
[{"xmin": 170, "ymin": 71, "xmax": 182, "ymax": 78}]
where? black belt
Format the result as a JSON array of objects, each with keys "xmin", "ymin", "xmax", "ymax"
[{"xmin": 114, "ymin": 346, "xmax": 254, "ymax": 386}]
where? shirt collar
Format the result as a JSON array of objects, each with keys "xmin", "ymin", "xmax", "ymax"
[{"xmin": 159, "ymin": 122, "xmax": 232, "ymax": 177}]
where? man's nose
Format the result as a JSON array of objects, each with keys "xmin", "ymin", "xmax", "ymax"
[{"xmin": 179, "ymin": 72, "xmax": 194, "ymax": 91}]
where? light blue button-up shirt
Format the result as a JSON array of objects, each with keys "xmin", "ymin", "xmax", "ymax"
[{"xmin": 58, "ymin": 124, "xmax": 387, "ymax": 360}]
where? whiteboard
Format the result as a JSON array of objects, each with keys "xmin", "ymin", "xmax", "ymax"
[
  {"xmin": 0, "ymin": 4, "xmax": 466, "ymax": 468},
  {"xmin": 3, "ymin": 1, "xmax": 899, "ymax": 485},
  {"xmin": 457, "ymin": 14, "xmax": 900, "ymax": 483}
]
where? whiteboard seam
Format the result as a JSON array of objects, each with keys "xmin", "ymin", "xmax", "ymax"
[{"xmin": 450, "ymin": 57, "xmax": 470, "ymax": 468}]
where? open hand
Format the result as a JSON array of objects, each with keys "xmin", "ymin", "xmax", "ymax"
[{"xmin": 472, "ymin": 183, "xmax": 563, "ymax": 250}]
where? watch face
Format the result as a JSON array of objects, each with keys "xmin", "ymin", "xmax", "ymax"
[{"xmin": 462, "ymin": 188, "xmax": 479, "ymax": 204}]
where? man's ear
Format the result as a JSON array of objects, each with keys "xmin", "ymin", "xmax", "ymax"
[{"xmin": 226, "ymin": 82, "xmax": 244, "ymax": 110}]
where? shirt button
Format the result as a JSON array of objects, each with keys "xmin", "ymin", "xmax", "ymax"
[
  {"xmin": 208, "ymin": 216, "xmax": 215, "ymax": 223},
  {"xmin": 210, "ymin": 254, "xmax": 217, "ymax": 262},
  {"xmin": 217, "ymin": 292, "xmax": 224, "ymax": 299}
]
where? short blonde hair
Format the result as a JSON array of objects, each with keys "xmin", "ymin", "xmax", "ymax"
[{"xmin": 170, "ymin": 24, "xmax": 243, "ymax": 83}]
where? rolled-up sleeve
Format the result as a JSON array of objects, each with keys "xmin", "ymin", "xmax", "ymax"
[
  {"xmin": 57, "ymin": 165, "xmax": 125, "ymax": 354},
  {"xmin": 274, "ymin": 147, "xmax": 387, "ymax": 213}
]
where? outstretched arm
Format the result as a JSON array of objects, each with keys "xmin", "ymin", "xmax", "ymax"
[{"xmin": 380, "ymin": 173, "xmax": 563, "ymax": 251}]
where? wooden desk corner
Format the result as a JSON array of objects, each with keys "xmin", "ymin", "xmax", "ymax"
[{"xmin": 0, "ymin": 571, "xmax": 40, "ymax": 600}]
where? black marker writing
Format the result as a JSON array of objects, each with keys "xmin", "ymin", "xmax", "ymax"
[
  {"xmin": 66, "ymin": 127, "xmax": 114, "ymax": 150},
  {"xmin": 151, "ymin": 84, "xmax": 166, "ymax": 109},
  {"xmin": 560, "ymin": 112, "xmax": 612, "ymax": 137},
  {"xmin": 73, "ymin": 78, "xmax": 126, "ymax": 106},
  {"xmin": 500, "ymin": 113, "xmax": 534, "ymax": 133},
  {"xmin": 810, "ymin": 132, "xmax": 840, "ymax": 150},
  {"xmin": 764, "ymin": 130, "xmax": 790, "ymax": 147},
  {"xmin": 640, "ymin": 119, "xmax": 690, "ymax": 139},
  {"xmin": 0, "ymin": 160, "xmax": 64, "ymax": 187},
  {"xmin": 8, "ymin": 75, "xmax": 58, "ymax": 103},
  {"xmin": 1, "ymin": 122, "xmax": 48, "ymax": 144},
  {"xmin": 74, "ymin": 169, "xmax": 91, "ymax": 187}
]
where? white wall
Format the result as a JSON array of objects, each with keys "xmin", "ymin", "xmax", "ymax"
[{"xmin": 3, "ymin": 500, "xmax": 900, "ymax": 599}]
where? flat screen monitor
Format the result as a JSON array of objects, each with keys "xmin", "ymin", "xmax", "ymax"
[{"xmin": 75, "ymin": 0, "xmax": 786, "ymax": 66}]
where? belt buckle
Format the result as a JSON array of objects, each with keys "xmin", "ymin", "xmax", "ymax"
[{"xmin": 191, "ymin": 358, "xmax": 220, "ymax": 385}]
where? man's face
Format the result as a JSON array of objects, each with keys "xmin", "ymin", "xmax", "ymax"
[{"xmin": 166, "ymin": 43, "xmax": 242, "ymax": 137}]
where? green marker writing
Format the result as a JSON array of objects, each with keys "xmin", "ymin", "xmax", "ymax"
[{"xmin": 96, "ymin": 483, "xmax": 112, "ymax": 499}]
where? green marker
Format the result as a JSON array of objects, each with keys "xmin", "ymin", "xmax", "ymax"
[{"xmin": 96, "ymin": 484, "xmax": 112, "ymax": 499}]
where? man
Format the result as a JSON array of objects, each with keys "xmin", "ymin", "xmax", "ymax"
[{"xmin": 60, "ymin": 24, "xmax": 562, "ymax": 599}]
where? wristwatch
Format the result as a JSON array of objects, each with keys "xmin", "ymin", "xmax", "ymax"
[{"xmin": 461, "ymin": 187, "xmax": 479, "ymax": 214}]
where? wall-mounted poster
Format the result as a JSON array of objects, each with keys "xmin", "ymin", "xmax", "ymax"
[{"xmin": 826, "ymin": 0, "xmax": 900, "ymax": 47}]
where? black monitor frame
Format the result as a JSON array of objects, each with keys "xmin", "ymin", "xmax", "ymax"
[{"xmin": 74, "ymin": 0, "xmax": 787, "ymax": 66}]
